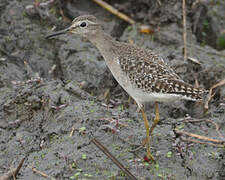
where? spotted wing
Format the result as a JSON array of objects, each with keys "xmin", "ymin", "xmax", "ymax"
[{"xmin": 118, "ymin": 45, "xmax": 205, "ymax": 101}]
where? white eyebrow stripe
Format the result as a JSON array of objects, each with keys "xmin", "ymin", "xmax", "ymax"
[
  {"xmin": 75, "ymin": 20, "xmax": 97, "ymax": 25},
  {"xmin": 70, "ymin": 20, "xmax": 99, "ymax": 29}
]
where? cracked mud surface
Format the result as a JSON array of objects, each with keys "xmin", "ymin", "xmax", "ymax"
[{"xmin": 0, "ymin": 0, "xmax": 225, "ymax": 179}]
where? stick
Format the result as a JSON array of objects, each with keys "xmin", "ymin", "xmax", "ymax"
[
  {"xmin": 90, "ymin": 138, "xmax": 137, "ymax": 180},
  {"xmin": 69, "ymin": 125, "xmax": 75, "ymax": 137},
  {"xmin": 206, "ymin": 119, "xmax": 225, "ymax": 141},
  {"xmin": 183, "ymin": 118, "xmax": 225, "ymax": 141},
  {"xmin": 0, "ymin": 158, "xmax": 25, "ymax": 180},
  {"xmin": 28, "ymin": 166, "xmax": 56, "ymax": 180},
  {"xmin": 175, "ymin": 130, "xmax": 224, "ymax": 144},
  {"xmin": 182, "ymin": 0, "xmax": 187, "ymax": 61},
  {"xmin": 204, "ymin": 79, "xmax": 225, "ymax": 110},
  {"xmin": 181, "ymin": 137, "xmax": 224, "ymax": 148},
  {"xmin": 91, "ymin": 0, "xmax": 135, "ymax": 24}
]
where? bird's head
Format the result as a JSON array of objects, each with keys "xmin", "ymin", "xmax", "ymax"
[{"xmin": 46, "ymin": 15, "xmax": 102, "ymax": 39}]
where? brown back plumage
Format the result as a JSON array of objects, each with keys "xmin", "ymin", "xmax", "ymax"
[{"xmin": 117, "ymin": 43, "xmax": 206, "ymax": 101}]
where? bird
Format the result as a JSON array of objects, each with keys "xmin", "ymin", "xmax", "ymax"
[{"xmin": 46, "ymin": 15, "xmax": 206, "ymax": 160}]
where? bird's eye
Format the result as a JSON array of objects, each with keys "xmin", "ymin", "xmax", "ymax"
[{"xmin": 80, "ymin": 22, "xmax": 87, "ymax": 27}]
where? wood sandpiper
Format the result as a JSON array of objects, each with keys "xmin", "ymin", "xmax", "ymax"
[{"xmin": 46, "ymin": 15, "xmax": 206, "ymax": 160}]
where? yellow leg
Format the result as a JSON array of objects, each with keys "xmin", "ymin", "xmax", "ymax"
[
  {"xmin": 149, "ymin": 102, "xmax": 160, "ymax": 136},
  {"xmin": 141, "ymin": 108, "xmax": 154, "ymax": 161}
]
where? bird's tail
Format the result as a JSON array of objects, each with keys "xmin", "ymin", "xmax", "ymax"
[{"xmin": 167, "ymin": 79, "xmax": 208, "ymax": 102}]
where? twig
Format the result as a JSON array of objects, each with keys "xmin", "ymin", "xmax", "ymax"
[
  {"xmin": 187, "ymin": 57, "xmax": 201, "ymax": 65},
  {"xmin": 116, "ymin": 136, "xmax": 145, "ymax": 152},
  {"xmin": 51, "ymin": 103, "xmax": 68, "ymax": 111},
  {"xmin": 183, "ymin": 118, "xmax": 225, "ymax": 142},
  {"xmin": 180, "ymin": 137, "xmax": 224, "ymax": 148},
  {"xmin": 28, "ymin": 166, "xmax": 56, "ymax": 180},
  {"xmin": 204, "ymin": 79, "xmax": 225, "ymax": 110},
  {"xmin": 157, "ymin": 0, "xmax": 162, "ymax": 6},
  {"xmin": 91, "ymin": 0, "xmax": 135, "ymax": 24},
  {"xmin": 90, "ymin": 138, "xmax": 137, "ymax": 180},
  {"xmin": 101, "ymin": 118, "xmax": 128, "ymax": 128},
  {"xmin": 48, "ymin": 64, "xmax": 56, "ymax": 74},
  {"xmin": 182, "ymin": 0, "xmax": 187, "ymax": 61},
  {"xmin": 129, "ymin": 142, "xmax": 145, "ymax": 153},
  {"xmin": 175, "ymin": 129, "xmax": 225, "ymax": 145},
  {"xmin": 206, "ymin": 119, "xmax": 225, "ymax": 141},
  {"xmin": 69, "ymin": 126, "xmax": 75, "ymax": 137},
  {"xmin": 192, "ymin": 0, "xmax": 201, "ymax": 8},
  {"xmin": 192, "ymin": 0, "xmax": 210, "ymax": 8},
  {"xmin": 0, "ymin": 158, "xmax": 25, "ymax": 180}
]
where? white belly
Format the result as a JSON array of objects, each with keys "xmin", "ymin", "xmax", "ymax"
[{"xmin": 105, "ymin": 58, "xmax": 194, "ymax": 108}]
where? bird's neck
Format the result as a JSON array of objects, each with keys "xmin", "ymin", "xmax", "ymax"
[{"xmin": 87, "ymin": 30, "xmax": 117, "ymax": 60}]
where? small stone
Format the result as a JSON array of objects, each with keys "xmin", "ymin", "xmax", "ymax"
[{"xmin": 80, "ymin": 81, "xmax": 88, "ymax": 89}]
